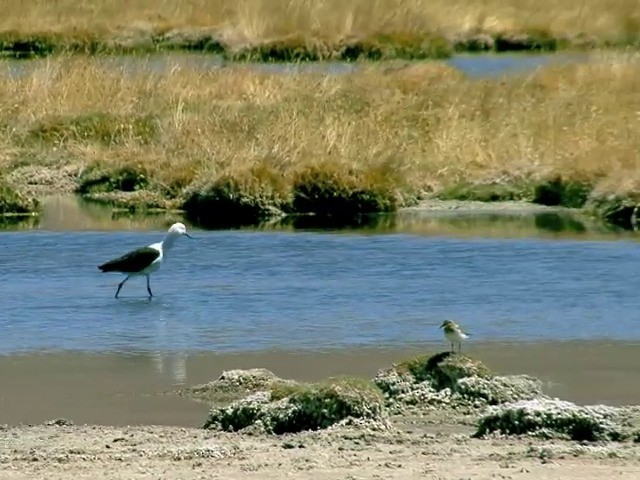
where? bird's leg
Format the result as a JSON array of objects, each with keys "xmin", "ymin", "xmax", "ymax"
[
  {"xmin": 115, "ymin": 276, "xmax": 130, "ymax": 299},
  {"xmin": 146, "ymin": 275, "xmax": 153, "ymax": 298}
]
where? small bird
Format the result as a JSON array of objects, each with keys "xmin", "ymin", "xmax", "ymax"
[
  {"xmin": 439, "ymin": 320, "xmax": 470, "ymax": 353},
  {"xmin": 98, "ymin": 222, "xmax": 193, "ymax": 299}
]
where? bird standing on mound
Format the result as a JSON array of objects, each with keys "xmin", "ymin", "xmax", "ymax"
[
  {"xmin": 98, "ymin": 222, "xmax": 193, "ymax": 299},
  {"xmin": 439, "ymin": 320, "xmax": 470, "ymax": 353}
]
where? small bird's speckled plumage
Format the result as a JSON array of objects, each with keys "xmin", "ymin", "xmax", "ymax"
[{"xmin": 439, "ymin": 320, "xmax": 469, "ymax": 353}]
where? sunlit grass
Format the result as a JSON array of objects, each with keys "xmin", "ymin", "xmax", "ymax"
[
  {"xmin": 1, "ymin": 52, "xmax": 640, "ymax": 220},
  {"xmin": 0, "ymin": 0, "xmax": 639, "ymax": 57}
]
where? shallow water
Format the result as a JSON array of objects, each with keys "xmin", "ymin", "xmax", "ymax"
[
  {"xmin": 2, "ymin": 200, "xmax": 640, "ymax": 356},
  {"xmin": 2, "ymin": 198, "xmax": 640, "ymax": 424},
  {"xmin": 2, "ymin": 342, "xmax": 640, "ymax": 426},
  {"xmin": 0, "ymin": 51, "xmax": 587, "ymax": 79}
]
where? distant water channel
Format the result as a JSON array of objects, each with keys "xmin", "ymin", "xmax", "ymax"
[{"xmin": 0, "ymin": 51, "xmax": 587, "ymax": 79}]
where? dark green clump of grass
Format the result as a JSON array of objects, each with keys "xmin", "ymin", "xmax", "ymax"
[
  {"xmin": 339, "ymin": 33, "xmax": 453, "ymax": 61},
  {"xmin": 291, "ymin": 165, "xmax": 398, "ymax": 218},
  {"xmin": 0, "ymin": 30, "xmax": 108, "ymax": 59},
  {"xmin": 227, "ymin": 33, "xmax": 452, "ymax": 62},
  {"xmin": 1, "ymin": 30, "xmax": 454, "ymax": 61},
  {"xmin": 586, "ymin": 193, "xmax": 640, "ymax": 231},
  {"xmin": 493, "ymin": 28, "xmax": 559, "ymax": 52},
  {"xmin": 76, "ymin": 164, "xmax": 149, "ymax": 195},
  {"xmin": 26, "ymin": 112, "xmax": 159, "ymax": 146},
  {"xmin": 532, "ymin": 176, "xmax": 592, "ymax": 208},
  {"xmin": 0, "ymin": 32, "xmax": 56, "ymax": 59},
  {"xmin": 0, "ymin": 177, "xmax": 39, "ymax": 215},
  {"xmin": 182, "ymin": 170, "xmax": 288, "ymax": 227},
  {"xmin": 225, "ymin": 36, "xmax": 329, "ymax": 62},
  {"xmin": 436, "ymin": 182, "xmax": 529, "ymax": 202}
]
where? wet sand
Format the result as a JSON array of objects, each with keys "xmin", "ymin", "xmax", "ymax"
[{"xmin": 2, "ymin": 341, "xmax": 640, "ymax": 427}]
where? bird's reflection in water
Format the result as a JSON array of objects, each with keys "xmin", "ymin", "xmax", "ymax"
[
  {"xmin": 150, "ymin": 304, "xmax": 189, "ymax": 385},
  {"xmin": 151, "ymin": 351, "xmax": 188, "ymax": 384}
]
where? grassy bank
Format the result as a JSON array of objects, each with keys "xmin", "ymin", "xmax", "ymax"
[
  {"xmin": 1, "ymin": 0, "xmax": 640, "ymax": 59},
  {"xmin": 1, "ymin": 53, "xmax": 640, "ymax": 226}
]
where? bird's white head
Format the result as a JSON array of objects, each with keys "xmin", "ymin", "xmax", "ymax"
[{"xmin": 167, "ymin": 222, "xmax": 193, "ymax": 239}]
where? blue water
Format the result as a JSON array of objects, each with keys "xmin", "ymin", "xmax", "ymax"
[
  {"xmin": 1, "ymin": 228, "xmax": 639, "ymax": 355},
  {"xmin": 0, "ymin": 52, "xmax": 586, "ymax": 79}
]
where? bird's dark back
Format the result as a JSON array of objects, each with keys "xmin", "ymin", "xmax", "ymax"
[{"xmin": 98, "ymin": 247, "xmax": 160, "ymax": 273}]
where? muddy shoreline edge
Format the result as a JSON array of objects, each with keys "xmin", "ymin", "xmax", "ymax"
[{"xmin": 3, "ymin": 350, "xmax": 640, "ymax": 479}]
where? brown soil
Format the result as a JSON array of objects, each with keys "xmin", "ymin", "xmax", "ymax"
[{"xmin": 1, "ymin": 421, "xmax": 638, "ymax": 480}]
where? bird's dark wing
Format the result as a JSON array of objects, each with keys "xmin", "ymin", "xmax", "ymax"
[{"xmin": 98, "ymin": 247, "xmax": 160, "ymax": 273}]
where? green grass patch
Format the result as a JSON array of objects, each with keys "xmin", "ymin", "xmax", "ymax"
[
  {"xmin": 26, "ymin": 113, "xmax": 159, "ymax": 146},
  {"xmin": 0, "ymin": 177, "xmax": 39, "ymax": 215}
]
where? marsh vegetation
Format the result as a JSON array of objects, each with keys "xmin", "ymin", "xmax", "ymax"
[
  {"xmin": 1, "ymin": 52, "xmax": 639, "ymax": 226},
  {"xmin": 1, "ymin": 0, "xmax": 639, "ymax": 59}
]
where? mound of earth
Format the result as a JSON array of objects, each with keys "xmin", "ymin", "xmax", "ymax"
[
  {"xmin": 374, "ymin": 351, "xmax": 543, "ymax": 411},
  {"xmin": 474, "ymin": 398, "xmax": 637, "ymax": 442},
  {"xmin": 202, "ymin": 375, "xmax": 386, "ymax": 435}
]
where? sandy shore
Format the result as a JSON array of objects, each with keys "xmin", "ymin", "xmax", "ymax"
[
  {"xmin": 3, "ymin": 344, "xmax": 640, "ymax": 479},
  {"xmin": 2, "ymin": 419, "xmax": 639, "ymax": 480}
]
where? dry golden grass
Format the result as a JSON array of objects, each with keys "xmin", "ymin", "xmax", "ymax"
[
  {"xmin": 1, "ymin": 52, "xmax": 640, "ymax": 218},
  {"xmin": 0, "ymin": 0, "xmax": 639, "ymax": 54}
]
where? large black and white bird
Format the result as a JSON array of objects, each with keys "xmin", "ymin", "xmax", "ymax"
[{"xmin": 98, "ymin": 222, "xmax": 193, "ymax": 299}]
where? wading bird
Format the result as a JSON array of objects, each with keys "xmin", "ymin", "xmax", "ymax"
[{"xmin": 98, "ymin": 223, "xmax": 193, "ymax": 299}]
